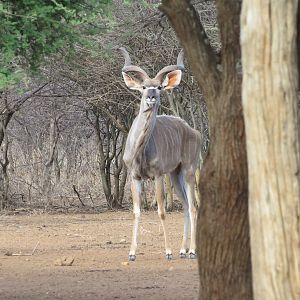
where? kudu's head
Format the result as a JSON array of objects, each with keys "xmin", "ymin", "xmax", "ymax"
[{"xmin": 119, "ymin": 48, "xmax": 184, "ymax": 111}]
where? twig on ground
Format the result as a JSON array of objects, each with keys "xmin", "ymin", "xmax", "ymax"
[{"xmin": 5, "ymin": 241, "xmax": 40, "ymax": 256}]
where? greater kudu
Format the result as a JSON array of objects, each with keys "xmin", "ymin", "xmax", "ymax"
[{"xmin": 120, "ymin": 48, "xmax": 201, "ymax": 261}]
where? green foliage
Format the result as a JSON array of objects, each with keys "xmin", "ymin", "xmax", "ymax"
[{"xmin": 0, "ymin": 0, "xmax": 112, "ymax": 90}]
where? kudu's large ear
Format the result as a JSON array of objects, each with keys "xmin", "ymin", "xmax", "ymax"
[
  {"xmin": 122, "ymin": 72, "xmax": 142, "ymax": 90},
  {"xmin": 162, "ymin": 70, "xmax": 182, "ymax": 90}
]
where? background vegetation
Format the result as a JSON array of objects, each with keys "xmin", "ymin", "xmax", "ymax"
[{"xmin": 0, "ymin": 0, "xmax": 214, "ymax": 211}]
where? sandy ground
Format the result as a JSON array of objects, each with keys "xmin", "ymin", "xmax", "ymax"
[{"xmin": 0, "ymin": 211, "xmax": 199, "ymax": 300}]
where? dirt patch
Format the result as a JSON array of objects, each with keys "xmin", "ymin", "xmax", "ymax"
[{"xmin": 0, "ymin": 211, "xmax": 199, "ymax": 299}]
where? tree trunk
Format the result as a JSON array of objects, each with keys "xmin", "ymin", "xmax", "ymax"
[
  {"xmin": 165, "ymin": 174, "xmax": 173, "ymax": 211},
  {"xmin": 194, "ymin": 168, "xmax": 201, "ymax": 208},
  {"xmin": 142, "ymin": 181, "xmax": 149, "ymax": 210},
  {"xmin": 241, "ymin": 1, "xmax": 300, "ymax": 299},
  {"xmin": 297, "ymin": 3, "xmax": 300, "ymax": 89},
  {"xmin": 0, "ymin": 121, "xmax": 9, "ymax": 209},
  {"xmin": 160, "ymin": 1, "xmax": 253, "ymax": 299},
  {"xmin": 113, "ymin": 135, "xmax": 128, "ymax": 208},
  {"xmin": 197, "ymin": 88, "xmax": 252, "ymax": 300},
  {"xmin": 43, "ymin": 117, "xmax": 59, "ymax": 203},
  {"xmin": 119, "ymin": 163, "xmax": 127, "ymax": 205},
  {"xmin": 94, "ymin": 114, "xmax": 113, "ymax": 206}
]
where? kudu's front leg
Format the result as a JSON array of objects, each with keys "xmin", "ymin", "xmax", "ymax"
[
  {"xmin": 155, "ymin": 176, "xmax": 172, "ymax": 259},
  {"xmin": 129, "ymin": 178, "xmax": 142, "ymax": 261}
]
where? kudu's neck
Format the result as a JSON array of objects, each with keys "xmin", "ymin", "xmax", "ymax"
[
  {"xmin": 135, "ymin": 98, "xmax": 159, "ymax": 151},
  {"xmin": 131, "ymin": 99, "xmax": 159, "ymax": 178}
]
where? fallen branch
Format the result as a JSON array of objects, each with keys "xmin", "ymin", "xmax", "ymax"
[{"xmin": 5, "ymin": 241, "xmax": 40, "ymax": 256}]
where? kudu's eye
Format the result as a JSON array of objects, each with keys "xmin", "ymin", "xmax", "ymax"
[
  {"xmin": 142, "ymin": 86, "xmax": 146, "ymax": 90},
  {"xmin": 157, "ymin": 86, "xmax": 162, "ymax": 90}
]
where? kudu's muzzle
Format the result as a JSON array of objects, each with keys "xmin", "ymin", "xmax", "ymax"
[{"xmin": 145, "ymin": 88, "xmax": 159, "ymax": 109}]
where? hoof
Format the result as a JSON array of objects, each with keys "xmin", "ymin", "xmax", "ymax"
[
  {"xmin": 165, "ymin": 253, "xmax": 173, "ymax": 260},
  {"xmin": 128, "ymin": 254, "xmax": 136, "ymax": 261},
  {"xmin": 179, "ymin": 248, "xmax": 188, "ymax": 259},
  {"xmin": 189, "ymin": 252, "xmax": 197, "ymax": 259}
]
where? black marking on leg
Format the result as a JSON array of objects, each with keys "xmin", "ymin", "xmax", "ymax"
[
  {"xmin": 189, "ymin": 252, "xmax": 197, "ymax": 259},
  {"xmin": 128, "ymin": 254, "xmax": 136, "ymax": 261},
  {"xmin": 165, "ymin": 253, "xmax": 173, "ymax": 260}
]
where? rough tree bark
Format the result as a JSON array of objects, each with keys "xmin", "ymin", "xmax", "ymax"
[
  {"xmin": 43, "ymin": 117, "xmax": 59, "ymax": 203},
  {"xmin": 160, "ymin": 1, "xmax": 253, "ymax": 299},
  {"xmin": 93, "ymin": 110, "xmax": 127, "ymax": 208},
  {"xmin": 165, "ymin": 175, "xmax": 173, "ymax": 211},
  {"xmin": 298, "ymin": 4, "xmax": 300, "ymax": 90},
  {"xmin": 94, "ymin": 113, "xmax": 113, "ymax": 206},
  {"xmin": 113, "ymin": 135, "xmax": 128, "ymax": 207},
  {"xmin": 241, "ymin": 1, "xmax": 300, "ymax": 299},
  {"xmin": 0, "ymin": 121, "xmax": 9, "ymax": 209}
]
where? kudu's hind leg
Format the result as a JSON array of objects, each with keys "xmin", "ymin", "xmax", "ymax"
[
  {"xmin": 129, "ymin": 178, "xmax": 142, "ymax": 261},
  {"xmin": 155, "ymin": 176, "xmax": 172, "ymax": 259},
  {"xmin": 184, "ymin": 172, "xmax": 198, "ymax": 259},
  {"xmin": 170, "ymin": 171, "xmax": 190, "ymax": 258}
]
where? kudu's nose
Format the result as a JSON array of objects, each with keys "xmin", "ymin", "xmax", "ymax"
[
  {"xmin": 146, "ymin": 96, "xmax": 156, "ymax": 102},
  {"xmin": 145, "ymin": 88, "xmax": 158, "ymax": 107},
  {"xmin": 146, "ymin": 97, "xmax": 156, "ymax": 109},
  {"xmin": 146, "ymin": 88, "xmax": 157, "ymax": 97}
]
